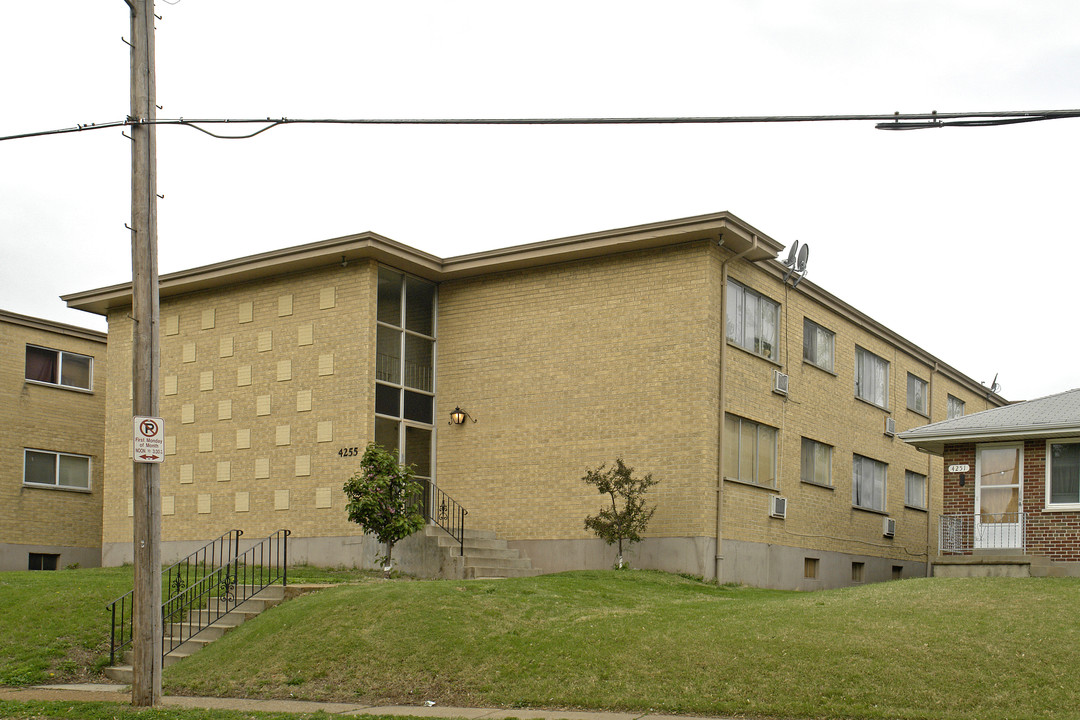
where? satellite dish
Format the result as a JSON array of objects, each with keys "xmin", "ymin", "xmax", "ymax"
[
  {"xmin": 782, "ymin": 240, "xmax": 800, "ymax": 268},
  {"xmin": 796, "ymin": 244, "xmax": 809, "ymax": 273},
  {"xmin": 792, "ymin": 244, "xmax": 810, "ymax": 288}
]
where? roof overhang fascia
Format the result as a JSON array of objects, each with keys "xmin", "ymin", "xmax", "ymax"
[
  {"xmin": 899, "ymin": 424, "xmax": 1080, "ymax": 455},
  {"xmin": 0, "ymin": 309, "xmax": 106, "ymax": 342},
  {"xmin": 63, "ymin": 212, "xmax": 782, "ymax": 315}
]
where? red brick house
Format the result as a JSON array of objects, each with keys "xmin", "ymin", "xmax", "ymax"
[{"xmin": 900, "ymin": 388, "xmax": 1080, "ymax": 577}]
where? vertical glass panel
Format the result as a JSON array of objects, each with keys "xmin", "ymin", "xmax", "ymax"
[
  {"xmin": 24, "ymin": 451, "xmax": 56, "ymax": 485},
  {"xmin": 404, "ymin": 277, "xmax": 435, "ymax": 336},
  {"xmin": 375, "ymin": 326, "xmax": 401, "ymax": 384},
  {"xmin": 723, "ymin": 415, "xmax": 739, "ymax": 479},
  {"xmin": 817, "ymin": 326, "xmax": 833, "ymax": 371},
  {"xmin": 1050, "ymin": 443, "xmax": 1080, "ymax": 504},
  {"xmin": 61, "ymin": 353, "xmax": 92, "ymax": 389},
  {"xmin": 801, "ymin": 438, "xmax": 813, "ymax": 483},
  {"xmin": 758, "ymin": 425, "xmax": 776, "ymax": 485},
  {"xmin": 25, "ymin": 346, "xmax": 58, "ymax": 383},
  {"xmin": 815, "ymin": 443, "xmax": 831, "ymax": 485},
  {"xmin": 375, "ymin": 383, "xmax": 400, "ymax": 417},
  {"xmin": 980, "ymin": 447, "xmax": 1020, "ymax": 486},
  {"xmin": 740, "ymin": 422, "xmax": 756, "ymax": 482},
  {"xmin": 405, "ymin": 426, "xmax": 432, "ymax": 478},
  {"xmin": 726, "ymin": 284, "xmax": 742, "ymax": 344},
  {"xmin": 744, "ymin": 294, "xmax": 758, "ymax": 351},
  {"xmin": 403, "ymin": 335, "xmax": 433, "ymax": 392},
  {"xmin": 377, "ymin": 267, "xmax": 403, "ymax": 326},
  {"xmin": 374, "ymin": 418, "xmax": 400, "ymax": 456},
  {"xmin": 58, "ymin": 455, "xmax": 90, "ymax": 488},
  {"xmin": 403, "ymin": 391, "xmax": 433, "ymax": 424},
  {"xmin": 759, "ymin": 301, "xmax": 777, "ymax": 359}
]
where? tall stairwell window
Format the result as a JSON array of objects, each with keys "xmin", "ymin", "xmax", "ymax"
[{"xmin": 375, "ymin": 267, "xmax": 436, "ymax": 487}]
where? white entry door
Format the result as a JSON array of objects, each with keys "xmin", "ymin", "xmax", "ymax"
[{"xmin": 975, "ymin": 444, "xmax": 1023, "ymax": 549}]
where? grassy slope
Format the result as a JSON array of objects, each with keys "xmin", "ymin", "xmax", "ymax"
[
  {"xmin": 0, "ymin": 566, "xmax": 133, "ymax": 685},
  {"xmin": 163, "ymin": 571, "xmax": 1080, "ymax": 720}
]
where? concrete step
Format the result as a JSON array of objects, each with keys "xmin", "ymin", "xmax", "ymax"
[
  {"xmin": 104, "ymin": 665, "xmax": 132, "ymax": 684},
  {"xmin": 434, "ymin": 535, "xmax": 510, "ymax": 551},
  {"xmin": 465, "ymin": 565, "xmax": 542, "ymax": 579},
  {"xmin": 464, "ymin": 555, "xmax": 534, "ymax": 569},
  {"xmin": 424, "ymin": 525, "xmax": 497, "ymax": 541}
]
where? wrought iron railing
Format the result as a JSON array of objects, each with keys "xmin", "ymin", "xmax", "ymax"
[
  {"xmin": 162, "ymin": 529, "xmax": 290, "ymax": 657},
  {"xmin": 939, "ymin": 512, "xmax": 1026, "ymax": 554},
  {"xmin": 421, "ymin": 479, "xmax": 467, "ymax": 555},
  {"xmin": 107, "ymin": 529, "xmax": 242, "ymax": 665},
  {"xmin": 106, "ymin": 529, "xmax": 289, "ymax": 665}
]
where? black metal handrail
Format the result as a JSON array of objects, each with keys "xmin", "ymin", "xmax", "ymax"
[
  {"xmin": 106, "ymin": 529, "xmax": 290, "ymax": 665},
  {"xmin": 106, "ymin": 529, "xmax": 243, "ymax": 665},
  {"xmin": 162, "ymin": 529, "xmax": 290, "ymax": 657},
  {"xmin": 422, "ymin": 479, "xmax": 467, "ymax": 556}
]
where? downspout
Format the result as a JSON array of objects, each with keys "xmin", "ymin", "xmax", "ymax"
[
  {"xmin": 716, "ymin": 233, "xmax": 759, "ymax": 583},
  {"xmin": 926, "ymin": 361, "xmax": 939, "ymax": 578}
]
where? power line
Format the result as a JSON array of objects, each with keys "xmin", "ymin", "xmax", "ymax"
[{"xmin": 3, "ymin": 108, "xmax": 1079, "ymax": 143}]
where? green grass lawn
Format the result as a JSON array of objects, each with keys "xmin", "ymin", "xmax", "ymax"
[
  {"xmin": 162, "ymin": 571, "xmax": 1080, "ymax": 720},
  {"xmin": 4, "ymin": 567, "xmax": 1080, "ymax": 720}
]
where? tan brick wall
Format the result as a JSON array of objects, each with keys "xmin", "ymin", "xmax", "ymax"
[
  {"xmin": 436, "ymin": 242, "xmax": 718, "ymax": 542},
  {"xmin": 719, "ymin": 254, "xmax": 1002, "ymax": 564},
  {"xmin": 0, "ymin": 318, "xmax": 105, "ymax": 558},
  {"xmin": 102, "ymin": 261, "xmax": 377, "ymax": 549}
]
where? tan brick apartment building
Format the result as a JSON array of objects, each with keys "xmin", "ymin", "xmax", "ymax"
[
  {"xmin": 63, "ymin": 212, "xmax": 1005, "ymax": 589},
  {"xmin": 1, "ymin": 310, "xmax": 106, "ymax": 570}
]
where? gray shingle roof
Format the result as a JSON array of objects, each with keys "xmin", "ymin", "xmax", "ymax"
[{"xmin": 899, "ymin": 387, "xmax": 1080, "ymax": 454}]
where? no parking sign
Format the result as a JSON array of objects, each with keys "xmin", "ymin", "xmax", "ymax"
[{"xmin": 133, "ymin": 416, "xmax": 165, "ymax": 463}]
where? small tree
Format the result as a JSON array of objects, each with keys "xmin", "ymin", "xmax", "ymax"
[
  {"xmin": 583, "ymin": 458, "xmax": 658, "ymax": 569},
  {"xmin": 343, "ymin": 443, "xmax": 425, "ymax": 577}
]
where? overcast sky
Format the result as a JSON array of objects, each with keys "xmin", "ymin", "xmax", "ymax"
[{"xmin": 2, "ymin": 1, "xmax": 1078, "ymax": 402}]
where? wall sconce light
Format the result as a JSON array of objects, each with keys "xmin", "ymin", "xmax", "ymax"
[{"xmin": 448, "ymin": 406, "xmax": 476, "ymax": 425}]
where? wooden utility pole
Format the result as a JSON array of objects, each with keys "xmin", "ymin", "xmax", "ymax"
[{"xmin": 128, "ymin": 0, "xmax": 162, "ymax": 706}]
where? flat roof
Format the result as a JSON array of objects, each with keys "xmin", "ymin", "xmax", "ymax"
[
  {"xmin": 62, "ymin": 211, "xmax": 781, "ymax": 315},
  {"xmin": 0, "ymin": 309, "xmax": 107, "ymax": 343}
]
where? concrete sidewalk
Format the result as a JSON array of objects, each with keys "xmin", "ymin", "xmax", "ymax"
[{"xmin": 0, "ymin": 684, "xmax": 737, "ymax": 720}]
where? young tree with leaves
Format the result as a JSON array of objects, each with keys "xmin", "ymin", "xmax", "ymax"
[
  {"xmin": 583, "ymin": 458, "xmax": 658, "ymax": 569},
  {"xmin": 343, "ymin": 443, "xmax": 425, "ymax": 577}
]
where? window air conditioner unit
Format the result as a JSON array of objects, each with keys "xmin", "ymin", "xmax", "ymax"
[
  {"xmin": 770, "ymin": 495, "xmax": 787, "ymax": 519},
  {"xmin": 883, "ymin": 517, "xmax": 896, "ymax": 538},
  {"xmin": 884, "ymin": 417, "xmax": 896, "ymax": 437},
  {"xmin": 773, "ymin": 370, "xmax": 789, "ymax": 396}
]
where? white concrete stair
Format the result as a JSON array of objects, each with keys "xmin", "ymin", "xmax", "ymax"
[
  {"xmin": 104, "ymin": 584, "xmax": 286, "ymax": 684},
  {"xmin": 424, "ymin": 525, "xmax": 540, "ymax": 579}
]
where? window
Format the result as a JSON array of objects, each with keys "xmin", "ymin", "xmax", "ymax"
[
  {"xmin": 851, "ymin": 562, "xmax": 865, "ymax": 582},
  {"xmin": 28, "ymin": 553, "xmax": 59, "ymax": 571},
  {"xmin": 1047, "ymin": 441, "xmax": 1080, "ymax": 507},
  {"xmin": 726, "ymin": 280, "xmax": 780, "ymax": 361},
  {"xmin": 23, "ymin": 449, "xmax": 91, "ymax": 490},
  {"xmin": 907, "ymin": 373, "xmax": 928, "ymax": 415},
  {"xmin": 892, "ymin": 566, "xmax": 904, "ymax": 580},
  {"xmin": 947, "ymin": 394, "xmax": 965, "ymax": 420},
  {"xmin": 25, "ymin": 345, "xmax": 92, "ymax": 390},
  {"xmin": 724, "ymin": 414, "xmax": 778, "ymax": 488},
  {"xmin": 375, "ymin": 267, "xmax": 436, "ymax": 484},
  {"xmin": 804, "ymin": 557, "xmax": 819, "ymax": 579},
  {"xmin": 803, "ymin": 319, "xmax": 835, "ymax": 372},
  {"xmin": 854, "ymin": 347, "xmax": 889, "ymax": 408},
  {"xmin": 853, "ymin": 454, "xmax": 886, "ymax": 511},
  {"xmin": 801, "ymin": 437, "xmax": 832, "ymax": 486},
  {"xmin": 905, "ymin": 470, "xmax": 927, "ymax": 509}
]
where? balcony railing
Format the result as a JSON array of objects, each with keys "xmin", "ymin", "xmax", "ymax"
[{"xmin": 939, "ymin": 512, "xmax": 1027, "ymax": 554}]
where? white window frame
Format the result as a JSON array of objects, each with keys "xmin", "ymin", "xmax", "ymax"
[
  {"xmin": 906, "ymin": 373, "xmax": 928, "ymax": 416},
  {"xmin": 23, "ymin": 449, "xmax": 92, "ymax": 491},
  {"xmin": 853, "ymin": 454, "xmax": 887, "ymax": 512},
  {"xmin": 724, "ymin": 414, "xmax": 779, "ymax": 489},
  {"xmin": 905, "ymin": 470, "xmax": 927, "ymax": 509},
  {"xmin": 854, "ymin": 347, "xmax": 889, "ymax": 409},
  {"xmin": 1045, "ymin": 439, "xmax": 1080, "ymax": 511},
  {"xmin": 803, "ymin": 318, "xmax": 835, "ymax": 373},
  {"xmin": 726, "ymin": 280, "xmax": 781, "ymax": 361},
  {"xmin": 801, "ymin": 437, "xmax": 833, "ymax": 487},
  {"xmin": 24, "ymin": 344, "xmax": 93, "ymax": 392},
  {"xmin": 947, "ymin": 394, "xmax": 965, "ymax": 420}
]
